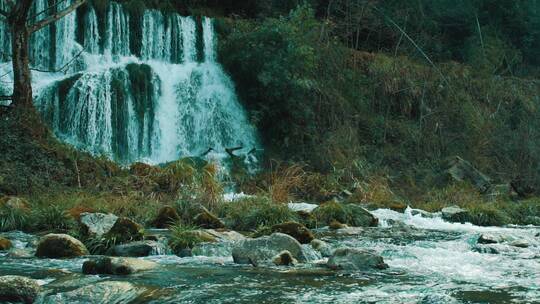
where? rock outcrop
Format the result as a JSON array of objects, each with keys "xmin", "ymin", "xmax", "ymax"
[{"xmin": 152, "ymin": 206, "xmax": 180, "ymax": 228}]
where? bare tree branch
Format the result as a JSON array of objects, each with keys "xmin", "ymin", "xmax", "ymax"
[
  {"xmin": 28, "ymin": 0, "xmax": 86, "ymax": 33},
  {"xmin": 30, "ymin": 46, "xmax": 85, "ymax": 73},
  {"xmin": 26, "ymin": 0, "xmax": 69, "ymax": 22}
]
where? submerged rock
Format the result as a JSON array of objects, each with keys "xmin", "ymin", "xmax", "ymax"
[
  {"xmin": 79, "ymin": 212, "xmax": 118, "ymax": 237},
  {"xmin": 472, "ymin": 246, "xmax": 500, "ymax": 254},
  {"xmin": 232, "ymin": 233, "xmax": 306, "ymax": 265},
  {"xmin": 327, "ymin": 248, "xmax": 388, "ymax": 271},
  {"xmin": 0, "ymin": 275, "xmax": 41, "ymax": 304},
  {"xmin": 0, "ymin": 237, "xmax": 12, "ymax": 250},
  {"xmin": 441, "ymin": 205, "xmax": 469, "ymax": 223},
  {"xmin": 271, "ymin": 221, "xmax": 314, "ymax": 244},
  {"xmin": 35, "ymin": 234, "xmax": 89, "ymax": 258},
  {"xmin": 510, "ymin": 240, "xmax": 530, "ymax": 248},
  {"xmin": 82, "ymin": 257, "xmax": 157, "ymax": 275},
  {"xmin": 310, "ymin": 239, "xmax": 333, "ymax": 257},
  {"xmin": 42, "ymin": 281, "xmax": 141, "ymax": 303},
  {"xmin": 272, "ymin": 250, "xmax": 297, "ymax": 266},
  {"xmin": 152, "ymin": 206, "xmax": 180, "ymax": 228},
  {"xmin": 109, "ymin": 240, "xmax": 170, "ymax": 257}
]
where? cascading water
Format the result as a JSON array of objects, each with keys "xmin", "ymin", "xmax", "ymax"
[{"xmin": 0, "ymin": 1, "xmax": 259, "ymax": 166}]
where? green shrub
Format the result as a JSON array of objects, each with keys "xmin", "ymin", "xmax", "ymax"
[
  {"xmin": 0, "ymin": 207, "xmax": 29, "ymax": 232},
  {"xmin": 31, "ymin": 205, "xmax": 74, "ymax": 232},
  {"xmin": 169, "ymin": 223, "xmax": 207, "ymax": 253},
  {"xmin": 217, "ymin": 197, "xmax": 297, "ymax": 231}
]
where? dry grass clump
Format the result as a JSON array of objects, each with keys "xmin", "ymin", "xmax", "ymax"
[{"xmin": 267, "ymin": 162, "xmax": 307, "ymax": 203}]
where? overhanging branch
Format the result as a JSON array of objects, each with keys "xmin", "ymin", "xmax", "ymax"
[{"xmin": 28, "ymin": 0, "xmax": 86, "ymax": 33}]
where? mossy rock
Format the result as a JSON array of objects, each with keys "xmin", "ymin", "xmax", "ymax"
[
  {"xmin": 388, "ymin": 202, "xmax": 408, "ymax": 213},
  {"xmin": 152, "ymin": 206, "xmax": 180, "ymax": 228},
  {"xmin": 0, "ymin": 275, "xmax": 41, "ymax": 304},
  {"xmin": 329, "ymin": 220, "xmax": 347, "ymax": 230},
  {"xmin": 271, "ymin": 221, "xmax": 314, "ymax": 244},
  {"xmin": 105, "ymin": 217, "xmax": 144, "ymax": 244},
  {"xmin": 35, "ymin": 234, "xmax": 89, "ymax": 258},
  {"xmin": 313, "ymin": 202, "xmax": 378, "ymax": 227},
  {"xmin": 1, "ymin": 197, "xmax": 30, "ymax": 211},
  {"xmin": 345, "ymin": 204, "xmax": 378, "ymax": 227},
  {"xmin": 193, "ymin": 210, "xmax": 225, "ymax": 229},
  {"xmin": 0, "ymin": 237, "xmax": 12, "ymax": 250}
]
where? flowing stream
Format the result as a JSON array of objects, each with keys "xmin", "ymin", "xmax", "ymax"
[
  {"xmin": 0, "ymin": 1, "xmax": 259, "ymax": 165},
  {"xmin": 0, "ymin": 209, "xmax": 538, "ymax": 303}
]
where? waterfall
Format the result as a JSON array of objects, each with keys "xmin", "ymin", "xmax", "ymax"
[{"xmin": 19, "ymin": 2, "xmax": 260, "ymax": 166}]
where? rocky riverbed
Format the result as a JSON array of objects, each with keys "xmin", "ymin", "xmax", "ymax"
[{"xmin": 0, "ymin": 207, "xmax": 539, "ymax": 303}]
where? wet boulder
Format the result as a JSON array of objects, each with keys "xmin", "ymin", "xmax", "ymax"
[
  {"xmin": 205, "ymin": 229, "xmax": 246, "ymax": 242},
  {"xmin": 232, "ymin": 233, "xmax": 307, "ymax": 265},
  {"xmin": 327, "ymin": 248, "xmax": 388, "ymax": 271},
  {"xmin": 35, "ymin": 234, "xmax": 89, "ymax": 258},
  {"xmin": 82, "ymin": 257, "xmax": 157, "ymax": 275},
  {"xmin": 441, "ymin": 206, "xmax": 470, "ymax": 223},
  {"xmin": 79, "ymin": 212, "xmax": 118, "ymax": 237},
  {"xmin": 0, "ymin": 237, "xmax": 12, "ymax": 250},
  {"xmin": 43, "ymin": 281, "xmax": 142, "ymax": 303},
  {"xmin": 272, "ymin": 250, "xmax": 297, "ymax": 266},
  {"xmin": 108, "ymin": 240, "xmax": 170, "ymax": 257},
  {"xmin": 0, "ymin": 275, "xmax": 41, "ymax": 304},
  {"xmin": 152, "ymin": 206, "xmax": 180, "ymax": 228},
  {"xmin": 510, "ymin": 240, "xmax": 530, "ymax": 248},
  {"xmin": 345, "ymin": 204, "xmax": 379, "ymax": 227},
  {"xmin": 271, "ymin": 221, "xmax": 314, "ymax": 244}
]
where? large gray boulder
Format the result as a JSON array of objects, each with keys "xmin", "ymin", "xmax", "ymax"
[
  {"xmin": 42, "ymin": 281, "xmax": 141, "ymax": 304},
  {"xmin": 232, "ymin": 233, "xmax": 306, "ymax": 265},
  {"xmin": 79, "ymin": 213, "xmax": 118, "ymax": 237},
  {"xmin": 109, "ymin": 240, "xmax": 170, "ymax": 257},
  {"xmin": 0, "ymin": 275, "xmax": 41, "ymax": 304},
  {"xmin": 82, "ymin": 257, "xmax": 157, "ymax": 275},
  {"xmin": 327, "ymin": 248, "xmax": 388, "ymax": 271},
  {"xmin": 35, "ymin": 234, "xmax": 88, "ymax": 258}
]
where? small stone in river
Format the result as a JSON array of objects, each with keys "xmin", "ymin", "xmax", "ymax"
[
  {"xmin": 477, "ymin": 234, "xmax": 499, "ymax": 244},
  {"xmin": 0, "ymin": 237, "xmax": 12, "ymax": 250},
  {"xmin": 109, "ymin": 240, "xmax": 169, "ymax": 257},
  {"xmin": 510, "ymin": 240, "xmax": 529, "ymax": 248},
  {"xmin": 0, "ymin": 275, "xmax": 41, "ymax": 304},
  {"xmin": 472, "ymin": 246, "xmax": 499, "ymax": 254},
  {"xmin": 272, "ymin": 250, "xmax": 297, "ymax": 266},
  {"xmin": 82, "ymin": 257, "xmax": 156, "ymax": 275},
  {"xmin": 327, "ymin": 248, "xmax": 388, "ymax": 271}
]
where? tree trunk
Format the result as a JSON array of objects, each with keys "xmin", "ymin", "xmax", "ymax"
[{"xmin": 11, "ymin": 25, "xmax": 33, "ymax": 108}]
